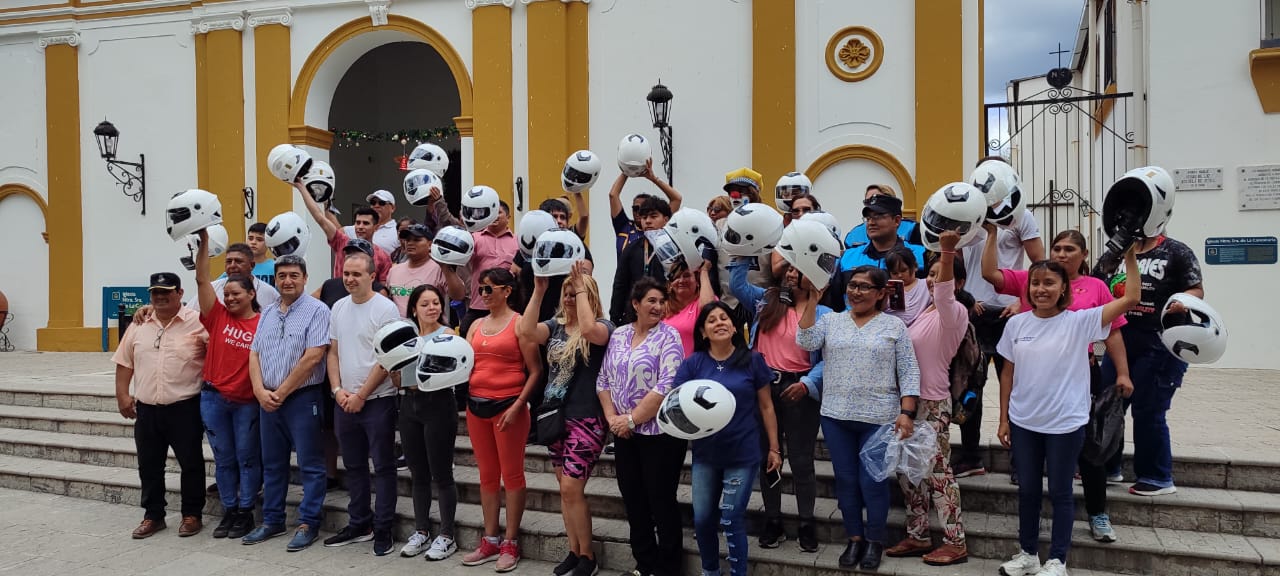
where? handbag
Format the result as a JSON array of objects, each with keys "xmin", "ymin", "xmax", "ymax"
[
  {"xmin": 529, "ymin": 397, "xmax": 568, "ymax": 446},
  {"xmin": 467, "ymin": 396, "xmax": 517, "ymax": 419},
  {"xmin": 1080, "ymin": 384, "xmax": 1125, "ymax": 466}
]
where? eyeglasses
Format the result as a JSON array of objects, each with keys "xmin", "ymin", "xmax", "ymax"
[
  {"xmin": 479, "ymin": 285, "xmax": 505, "ymax": 295},
  {"xmin": 846, "ymin": 282, "xmax": 884, "ymax": 293},
  {"xmin": 707, "ymin": 206, "xmax": 726, "ymax": 214},
  {"xmin": 863, "ymin": 213, "xmax": 894, "ymax": 222},
  {"xmin": 790, "ymin": 207, "xmax": 814, "ymax": 216},
  {"xmin": 153, "ymin": 327, "xmax": 165, "ymax": 349},
  {"xmin": 369, "ymin": 200, "xmax": 389, "ymax": 206}
]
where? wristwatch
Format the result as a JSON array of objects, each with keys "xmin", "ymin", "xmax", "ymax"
[
  {"xmin": 627, "ymin": 415, "xmax": 636, "ymax": 431},
  {"xmin": 331, "ymin": 387, "xmax": 341, "ymax": 397},
  {"xmin": 900, "ymin": 408, "xmax": 918, "ymax": 419}
]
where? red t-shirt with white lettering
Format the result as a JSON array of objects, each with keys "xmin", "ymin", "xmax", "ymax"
[{"xmin": 200, "ymin": 301, "xmax": 260, "ymax": 404}]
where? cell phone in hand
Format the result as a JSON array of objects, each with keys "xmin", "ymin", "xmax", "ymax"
[
  {"xmin": 887, "ymin": 279, "xmax": 906, "ymax": 311},
  {"xmin": 766, "ymin": 468, "xmax": 783, "ymax": 489}
]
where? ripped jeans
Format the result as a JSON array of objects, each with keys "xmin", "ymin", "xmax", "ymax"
[{"xmin": 692, "ymin": 461, "xmax": 758, "ymax": 576}]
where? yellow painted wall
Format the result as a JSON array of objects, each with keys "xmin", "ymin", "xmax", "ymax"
[
  {"xmin": 472, "ymin": 5, "xmax": 514, "ymax": 209},
  {"xmin": 914, "ymin": 0, "xmax": 964, "ymax": 210},
  {"xmin": 254, "ymin": 23, "xmax": 293, "ymax": 221},
  {"xmin": 752, "ymin": 0, "xmax": 796, "ymax": 194}
]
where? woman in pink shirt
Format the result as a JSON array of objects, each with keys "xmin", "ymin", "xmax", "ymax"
[
  {"xmin": 663, "ymin": 261, "xmax": 716, "ymax": 358},
  {"xmin": 887, "ymin": 231, "xmax": 969, "ymax": 566},
  {"xmin": 981, "ymin": 224, "xmax": 1134, "ymax": 544}
]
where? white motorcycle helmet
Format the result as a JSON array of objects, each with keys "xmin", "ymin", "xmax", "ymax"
[
  {"xmin": 430, "ymin": 225, "xmax": 475, "ymax": 266},
  {"xmin": 774, "ymin": 171, "xmax": 812, "ymax": 212},
  {"xmin": 562, "ymin": 150, "xmax": 602, "ymax": 194},
  {"xmin": 646, "ymin": 229, "xmax": 686, "ymax": 280},
  {"xmin": 408, "ymin": 142, "xmax": 450, "ymax": 178},
  {"xmin": 532, "ymin": 228, "xmax": 586, "ymax": 278},
  {"xmin": 617, "ymin": 133, "xmax": 652, "ymax": 178},
  {"xmin": 166, "ymin": 189, "xmax": 223, "ymax": 241},
  {"xmin": 402, "ymin": 169, "xmax": 443, "ymax": 207},
  {"xmin": 460, "ymin": 185, "xmax": 501, "ymax": 232},
  {"xmin": 800, "ymin": 210, "xmax": 842, "ymax": 243},
  {"xmin": 722, "ymin": 202, "xmax": 784, "ymax": 257},
  {"xmin": 1102, "ymin": 166, "xmax": 1176, "ymax": 253},
  {"xmin": 267, "ymin": 143, "xmax": 313, "ymax": 183},
  {"xmin": 1160, "ymin": 294, "xmax": 1227, "ymax": 364},
  {"xmin": 300, "ymin": 160, "xmax": 336, "ymax": 204},
  {"xmin": 774, "ymin": 219, "xmax": 841, "ymax": 290},
  {"xmin": 265, "ymin": 211, "xmax": 311, "ymax": 258},
  {"xmin": 919, "ymin": 182, "xmax": 988, "ymax": 251},
  {"xmin": 178, "ymin": 224, "xmax": 229, "ymax": 271},
  {"xmin": 656, "ymin": 380, "xmax": 738, "ymax": 440},
  {"xmin": 517, "ymin": 210, "xmax": 559, "ymax": 257},
  {"xmin": 665, "ymin": 208, "xmax": 719, "ymax": 271},
  {"xmin": 415, "ymin": 333, "xmax": 475, "ymax": 392},
  {"xmin": 374, "ymin": 320, "xmax": 421, "ymax": 372},
  {"xmin": 969, "ymin": 159, "xmax": 1026, "ymax": 228}
]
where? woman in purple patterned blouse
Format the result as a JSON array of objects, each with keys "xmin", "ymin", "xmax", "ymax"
[{"xmin": 596, "ymin": 277, "xmax": 686, "ymax": 576}]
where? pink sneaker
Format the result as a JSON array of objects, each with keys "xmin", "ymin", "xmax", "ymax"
[
  {"xmin": 495, "ymin": 539, "xmax": 520, "ymax": 572},
  {"xmin": 461, "ymin": 538, "xmax": 501, "ymax": 566}
]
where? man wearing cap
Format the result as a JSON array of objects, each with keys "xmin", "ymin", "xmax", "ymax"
[
  {"xmin": 342, "ymin": 190, "xmax": 400, "ymax": 255},
  {"xmin": 608, "ymin": 157, "xmax": 684, "ymax": 256},
  {"xmin": 723, "ymin": 167, "xmax": 765, "ymax": 208},
  {"xmin": 827, "ymin": 194, "xmax": 927, "ymax": 312},
  {"xmin": 386, "ymin": 223, "xmax": 465, "ymax": 317},
  {"xmin": 294, "ymin": 182, "xmax": 393, "ymax": 283},
  {"xmin": 243, "ymin": 254, "xmax": 331, "ymax": 550},
  {"xmin": 843, "ymin": 184, "xmax": 921, "ymax": 249},
  {"xmin": 113, "ymin": 272, "xmax": 209, "ymax": 539}
]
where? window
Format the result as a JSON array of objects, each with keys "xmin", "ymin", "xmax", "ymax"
[
  {"xmin": 1265, "ymin": 0, "xmax": 1280, "ymax": 48},
  {"xmin": 1104, "ymin": 0, "xmax": 1116, "ymax": 87}
]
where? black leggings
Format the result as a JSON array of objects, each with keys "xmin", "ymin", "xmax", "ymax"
[
  {"xmin": 398, "ymin": 389, "xmax": 459, "ymax": 536},
  {"xmin": 1079, "ymin": 362, "xmax": 1109, "ymax": 517}
]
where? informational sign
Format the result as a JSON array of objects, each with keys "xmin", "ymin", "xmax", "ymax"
[
  {"xmin": 1172, "ymin": 167, "xmax": 1223, "ymax": 191},
  {"xmin": 1204, "ymin": 237, "xmax": 1278, "ymax": 266},
  {"xmin": 101, "ymin": 286, "xmax": 149, "ymax": 351},
  {"xmin": 1238, "ymin": 165, "xmax": 1280, "ymax": 210}
]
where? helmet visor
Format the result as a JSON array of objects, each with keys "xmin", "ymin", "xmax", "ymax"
[
  {"xmin": 378, "ymin": 326, "xmax": 419, "ymax": 353},
  {"xmin": 563, "ymin": 166, "xmax": 594, "ymax": 185},
  {"xmin": 434, "ymin": 234, "xmax": 471, "ymax": 255},
  {"xmin": 534, "ymin": 240, "xmax": 575, "ymax": 260},
  {"xmin": 417, "ymin": 353, "xmax": 460, "ymax": 375},
  {"xmin": 922, "ymin": 209, "xmax": 974, "ymax": 237},
  {"xmin": 270, "ymin": 236, "xmax": 302, "ymax": 258},
  {"xmin": 461, "ymin": 206, "xmax": 492, "ymax": 222},
  {"xmin": 660, "ymin": 398, "xmax": 700, "ymax": 435},
  {"xmin": 723, "ymin": 227, "xmax": 743, "ymax": 245},
  {"xmin": 815, "ymin": 252, "xmax": 839, "ymax": 276},
  {"xmin": 775, "ymin": 185, "xmax": 806, "ymax": 200},
  {"xmin": 987, "ymin": 188, "xmax": 1022, "ymax": 220},
  {"xmin": 168, "ymin": 207, "xmax": 192, "ymax": 226}
]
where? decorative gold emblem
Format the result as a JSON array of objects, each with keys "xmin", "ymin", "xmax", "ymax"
[
  {"xmin": 838, "ymin": 39, "xmax": 871, "ymax": 69},
  {"xmin": 825, "ymin": 26, "xmax": 884, "ymax": 83}
]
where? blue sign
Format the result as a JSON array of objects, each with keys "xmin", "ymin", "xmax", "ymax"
[
  {"xmin": 1204, "ymin": 237, "xmax": 1278, "ymax": 266},
  {"xmin": 101, "ymin": 286, "xmax": 150, "ymax": 351}
]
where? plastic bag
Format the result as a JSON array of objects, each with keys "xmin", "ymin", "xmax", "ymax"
[
  {"xmin": 859, "ymin": 424, "xmax": 900, "ymax": 482},
  {"xmin": 896, "ymin": 421, "xmax": 939, "ymax": 486},
  {"xmin": 1081, "ymin": 385, "xmax": 1125, "ymax": 466}
]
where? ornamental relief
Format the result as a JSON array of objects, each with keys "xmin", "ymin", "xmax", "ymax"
[{"xmin": 826, "ymin": 26, "xmax": 883, "ymax": 83}]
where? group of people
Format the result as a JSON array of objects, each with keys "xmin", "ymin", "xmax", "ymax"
[{"xmin": 111, "ymin": 155, "xmax": 1204, "ymax": 576}]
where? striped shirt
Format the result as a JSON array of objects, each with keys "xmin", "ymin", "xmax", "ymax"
[
  {"xmin": 797, "ymin": 311, "xmax": 920, "ymax": 424},
  {"xmin": 251, "ymin": 294, "xmax": 331, "ymax": 391}
]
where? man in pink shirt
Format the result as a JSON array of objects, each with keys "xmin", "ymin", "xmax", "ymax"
[
  {"xmin": 385, "ymin": 223, "xmax": 465, "ymax": 317},
  {"xmin": 293, "ymin": 182, "xmax": 392, "ymax": 283},
  {"xmin": 426, "ymin": 192, "xmax": 516, "ymax": 336}
]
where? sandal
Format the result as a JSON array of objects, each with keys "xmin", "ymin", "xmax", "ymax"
[
  {"xmin": 885, "ymin": 538, "xmax": 932, "ymax": 558},
  {"xmin": 923, "ymin": 543, "xmax": 968, "ymax": 566}
]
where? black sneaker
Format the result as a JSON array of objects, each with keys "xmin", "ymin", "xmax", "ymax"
[
  {"xmin": 373, "ymin": 530, "xmax": 395, "ymax": 556},
  {"xmin": 212, "ymin": 508, "xmax": 237, "ymax": 538},
  {"xmin": 798, "ymin": 522, "xmax": 819, "ymax": 553},
  {"xmin": 396, "ymin": 455, "xmax": 408, "ymax": 471},
  {"xmin": 603, "ymin": 442, "xmax": 616, "ymax": 455},
  {"xmin": 1129, "ymin": 481, "xmax": 1177, "ymax": 496},
  {"xmin": 207, "ymin": 482, "xmax": 219, "ymax": 495},
  {"xmin": 227, "ymin": 509, "xmax": 255, "ymax": 540},
  {"xmin": 553, "ymin": 551, "xmax": 580, "ymax": 576},
  {"xmin": 324, "ymin": 525, "xmax": 374, "ymax": 547},
  {"xmin": 572, "ymin": 556, "xmax": 599, "ymax": 576},
  {"xmin": 326, "ymin": 477, "xmax": 342, "ymax": 491},
  {"xmin": 758, "ymin": 520, "xmax": 785, "ymax": 549}
]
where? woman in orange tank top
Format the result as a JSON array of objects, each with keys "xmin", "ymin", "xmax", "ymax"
[{"xmin": 460, "ymin": 268, "xmax": 542, "ymax": 571}]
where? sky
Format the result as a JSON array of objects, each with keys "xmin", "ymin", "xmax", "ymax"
[{"xmin": 984, "ymin": 0, "xmax": 1086, "ymax": 104}]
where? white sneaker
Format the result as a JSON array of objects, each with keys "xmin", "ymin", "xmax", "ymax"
[
  {"xmin": 424, "ymin": 535, "xmax": 458, "ymax": 561},
  {"xmin": 999, "ymin": 550, "xmax": 1042, "ymax": 576},
  {"xmin": 401, "ymin": 531, "xmax": 431, "ymax": 557},
  {"xmin": 1035, "ymin": 559, "xmax": 1068, "ymax": 576}
]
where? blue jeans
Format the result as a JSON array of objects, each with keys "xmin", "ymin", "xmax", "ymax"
[
  {"xmin": 334, "ymin": 395, "xmax": 398, "ymax": 532},
  {"xmin": 260, "ymin": 385, "xmax": 327, "ymax": 528},
  {"xmin": 1010, "ymin": 422, "xmax": 1084, "ymax": 563},
  {"xmin": 692, "ymin": 461, "xmax": 757, "ymax": 576},
  {"xmin": 201, "ymin": 387, "xmax": 262, "ymax": 510},
  {"xmin": 1102, "ymin": 330, "xmax": 1184, "ymax": 488},
  {"xmin": 821, "ymin": 417, "xmax": 891, "ymax": 543}
]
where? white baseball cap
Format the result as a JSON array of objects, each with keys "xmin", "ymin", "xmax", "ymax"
[{"xmin": 366, "ymin": 189, "xmax": 396, "ymax": 205}]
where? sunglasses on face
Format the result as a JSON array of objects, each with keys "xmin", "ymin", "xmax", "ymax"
[
  {"xmin": 707, "ymin": 206, "xmax": 726, "ymax": 214},
  {"xmin": 369, "ymin": 200, "xmax": 389, "ymax": 206},
  {"xmin": 479, "ymin": 285, "xmax": 505, "ymax": 295},
  {"xmin": 790, "ymin": 207, "xmax": 814, "ymax": 216}
]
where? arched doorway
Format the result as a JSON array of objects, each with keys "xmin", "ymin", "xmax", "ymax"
[
  {"xmin": 0, "ymin": 184, "xmax": 50, "ymax": 350},
  {"xmin": 328, "ymin": 41, "xmax": 463, "ymax": 222}
]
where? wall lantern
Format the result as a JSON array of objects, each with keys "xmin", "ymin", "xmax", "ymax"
[
  {"xmin": 92, "ymin": 119, "xmax": 146, "ymax": 215},
  {"xmin": 646, "ymin": 81, "xmax": 674, "ymax": 185}
]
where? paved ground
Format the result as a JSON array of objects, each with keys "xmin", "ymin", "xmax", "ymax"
[
  {"xmin": 4, "ymin": 351, "xmax": 1278, "ymax": 464},
  {"xmin": 0, "ymin": 486, "xmax": 553, "ymax": 576}
]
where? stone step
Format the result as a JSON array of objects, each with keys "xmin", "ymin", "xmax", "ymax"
[
  {"xmin": 5, "ymin": 425, "xmax": 1280, "ymax": 541},
  {"xmin": 0, "ymin": 453, "xmax": 1257, "ymax": 576},
  {"xmin": 0, "ymin": 378, "xmax": 119, "ymax": 413},
  {"xmin": 0, "ymin": 404, "xmax": 135, "ymax": 438}
]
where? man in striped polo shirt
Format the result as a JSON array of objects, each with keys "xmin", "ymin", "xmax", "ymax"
[{"xmin": 243, "ymin": 254, "xmax": 332, "ymax": 552}]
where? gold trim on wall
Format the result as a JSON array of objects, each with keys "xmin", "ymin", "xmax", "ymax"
[
  {"xmin": 752, "ymin": 0, "xmax": 796, "ymax": 196},
  {"xmin": 914, "ymin": 0, "xmax": 963, "ymax": 210},
  {"xmin": 1249, "ymin": 48, "xmax": 1280, "ymax": 113},
  {"xmin": 288, "ymin": 125, "xmax": 335, "ymax": 150},
  {"xmin": 205, "ymin": 27, "xmax": 246, "ymax": 247},
  {"xmin": 453, "ymin": 115, "xmax": 474, "ymax": 138},
  {"xmin": 805, "ymin": 144, "xmax": 917, "ymax": 214},
  {"xmin": 471, "ymin": 5, "xmax": 513, "ymax": 201},
  {"xmin": 254, "ymin": 22, "xmax": 293, "ymax": 221},
  {"xmin": 526, "ymin": 0, "xmax": 569, "ymax": 212},
  {"xmin": 825, "ymin": 25, "xmax": 883, "ymax": 83}
]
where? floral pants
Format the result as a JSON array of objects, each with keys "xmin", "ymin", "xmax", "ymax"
[{"xmin": 898, "ymin": 398, "xmax": 967, "ymax": 547}]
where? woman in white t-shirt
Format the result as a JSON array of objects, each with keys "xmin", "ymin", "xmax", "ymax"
[{"xmin": 994, "ymin": 247, "xmax": 1140, "ymax": 576}]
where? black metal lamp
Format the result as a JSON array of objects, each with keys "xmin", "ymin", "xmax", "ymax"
[
  {"xmin": 646, "ymin": 81, "xmax": 674, "ymax": 184},
  {"xmin": 92, "ymin": 119, "xmax": 146, "ymax": 215}
]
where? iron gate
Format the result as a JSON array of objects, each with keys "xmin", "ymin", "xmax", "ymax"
[{"xmin": 984, "ymin": 77, "xmax": 1135, "ymax": 262}]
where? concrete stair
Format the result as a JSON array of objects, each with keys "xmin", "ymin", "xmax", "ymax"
[{"xmin": 0, "ymin": 379, "xmax": 1278, "ymax": 575}]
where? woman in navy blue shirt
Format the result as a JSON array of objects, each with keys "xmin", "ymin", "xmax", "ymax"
[{"xmin": 674, "ymin": 301, "xmax": 781, "ymax": 576}]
